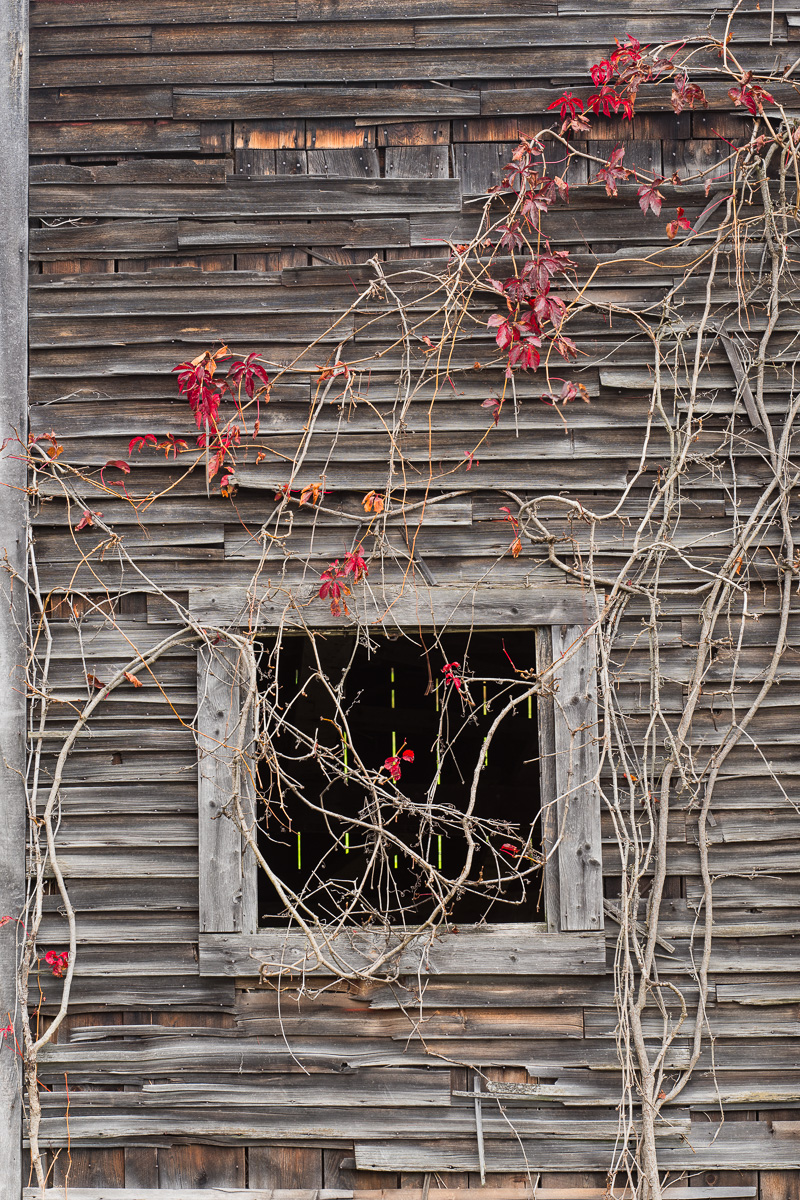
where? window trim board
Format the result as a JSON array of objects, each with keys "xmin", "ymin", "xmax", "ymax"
[{"xmin": 195, "ymin": 588, "xmax": 605, "ymax": 975}]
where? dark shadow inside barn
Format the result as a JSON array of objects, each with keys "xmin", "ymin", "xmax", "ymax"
[{"xmin": 256, "ymin": 630, "xmax": 543, "ymax": 926}]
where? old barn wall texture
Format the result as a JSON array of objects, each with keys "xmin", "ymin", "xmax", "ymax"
[{"xmin": 23, "ymin": 0, "xmax": 800, "ymax": 1194}]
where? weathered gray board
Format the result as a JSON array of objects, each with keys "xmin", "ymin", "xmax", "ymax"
[{"xmin": 0, "ymin": 0, "xmax": 28, "ymax": 1196}]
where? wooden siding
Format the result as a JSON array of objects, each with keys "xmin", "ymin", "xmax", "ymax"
[{"xmin": 26, "ymin": 0, "xmax": 800, "ymax": 1192}]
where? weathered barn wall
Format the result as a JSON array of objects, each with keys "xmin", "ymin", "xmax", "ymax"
[{"xmin": 24, "ymin": 0, "xmax": 800, "ymax": 1191}]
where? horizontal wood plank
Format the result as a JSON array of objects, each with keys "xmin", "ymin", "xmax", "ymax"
[
  {"xmin": 30, "ymin": 0, "xmax": 297, "ymax": 26},
  {"xmin": 189, "ymin": 583, "xmax": 597, "ymax": 630},
  {"xmin": 199, "ymin": 928, "xmax": 607, "ymax": 976},
  {"xmin": 30, "ymin": 179, "xmax": 462, "ymax": 217},
  {"xmin": 175, "ymin": 86, "xmax": 479, "ymax": 120}
]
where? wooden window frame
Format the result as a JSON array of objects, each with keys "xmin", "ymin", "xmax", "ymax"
[{"xmin": 192, "ymin": 585, "xmax": 606, "ymax": 977}]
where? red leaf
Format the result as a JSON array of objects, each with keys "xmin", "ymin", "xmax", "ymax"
[
  {"xmin": 104, "ymin": 460, "xmax": 130, "ymax": 474},
  {"xmin": 547, "ymin": 91, "xmax": 584, "ymax": 122},
  {"xmin": 383, "ymin": 755, "xmax": 402, "ymax": 781},
  {"xmin": 541, "ymin": 380, "xmax": 591, "ymax": 406},
  {"xmin": 481, "ymin": 397, "xmax": 501, "ymax": 426},
  {"xmin": 128, "ymin": 434, "xmax": 157, "ymax": 456},
  {"xmin": 442, "ymin": 662, "xmax": 463, "ymax": 692},
  {"xmin": 589, "ymin": 59, "xmax": 614, "ymax": 87},
  {"xmin": 343, "ymin": 550, "xmax": 368, "ymax": 582},
  {"xmin": 637, "ymin": 179, "xmax": 664, "ymax": 217},
  {"xmin": 75, "ymin": 510, "xmax": 102, "ymax": 532},
  {"xmin": 595, "ymin": 145, "xmax": 630, "ymax": 196},
  {"xmin": 43, "ymin": 950, "xmax": 69, "ymax": 978}
]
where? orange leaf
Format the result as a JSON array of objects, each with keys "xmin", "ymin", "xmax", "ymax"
[
  {"xmin": 123, "ymin": 671, "xmax": 143, "ymax": 688},
  {"xmin": 300, "ymin": 482, "xmax": 322, "ymax": 506},
  {"xmin": 362, "ymin": 490, "xmax": 384, "ymax": 514},
  {"xmin": 510, "ymin": 537, "xmax": 522, "ymax": 558},
  {"xmin": 86, "ymin": 673, "xmax": 106, "ymax": 690}
]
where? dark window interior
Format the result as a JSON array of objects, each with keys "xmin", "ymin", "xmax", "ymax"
[{"xmin": 257, "ymin": 630, "xmax": 542, "ymax": 926}]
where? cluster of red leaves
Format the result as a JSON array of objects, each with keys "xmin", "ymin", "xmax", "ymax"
[
  {"xmin": 173, "ymin": 347, "xmax": 228, "ymax": 430},
  {"xmin": 318, "ymin": 550, "xmax": 368, "ymax": 617},
  {"xmin": 547, "ymin": 36, "xmax": 708, "ymax": 241},
  {"xmin": 548, "ymin": 35, "xmax": 679, "ymax": 133},
  {"xmin": 485, "ymin": 242, "xmax": 577, "ymax": 380},
  {"xmin": 383, "ymin": 747, "xmax": 414, "ymax": 781},
  {"xmin": 728, "ymin": 72, "xmax": 775, "ymax": 116},
  {"xmin": 491, "ymin": 139, "xmax": 567, "ymax": 228},
  {"xmin": 127, "ymin": 348, "xmax": 270, "ymax": 490},
  {"xmin": 43, "ymin": 950, "xmax": 69, "ymax": 978}
]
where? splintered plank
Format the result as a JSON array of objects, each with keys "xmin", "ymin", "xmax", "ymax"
[
  {"xmin": 31, "ymin": 1110, "xmax": 692, "ymax": 1147},
  {"xmin": 45, "ymin": 1070, "xmax": 453, "ymax": 1107},
  {"xmin": 354, "ymin": 1123, "xmax": 800, "ymax": 1170},
  {"xmin": 29, "ymin": 0, "xmax": 297, "ymax": 24},
  {"xmin": 385, "ymin": 147, "xmax": 449, "ymax": 179},
  {"xmin": 174, "ymin": 86, "xmax": 479, "ymax": 120},
  {"xmin": 30, "ymin": 178, "xmax": 462, "ymax": 217},
  {"xmin": 551, "ymin": 625, "xmax": 603, "ymax": 933}
]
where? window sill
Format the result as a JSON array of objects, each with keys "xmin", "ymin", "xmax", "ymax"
[{"xmin": 198, "ymin": 925, "xmax": 607, "ymax": 977}]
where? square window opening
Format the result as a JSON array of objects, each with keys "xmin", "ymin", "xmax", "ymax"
[{"xmin": 255, "ymin": 630, "xmax": 543, "ymax": 928}]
